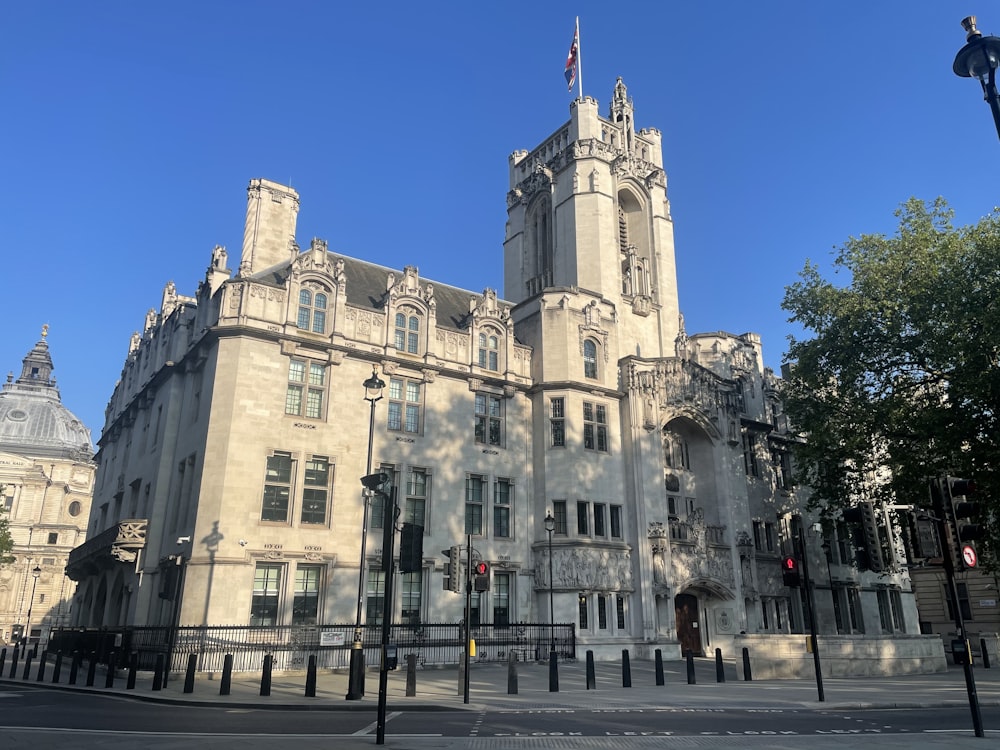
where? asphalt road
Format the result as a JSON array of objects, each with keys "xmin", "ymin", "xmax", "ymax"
[{"xmin": 1, "ymin": 684, "xmax": 997, "ymax": 749}]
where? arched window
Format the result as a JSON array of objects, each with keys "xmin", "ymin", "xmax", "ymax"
[
  {"xmin": 478, "ymin": 331, "xmax": 500, "ymax": 371},
  {"xmin": 394, "ymin": 310, "xmax": 420, "ymax": 354},
  {"xmin": 297, "ymin": 288, "xmax": 328, "ymax": 334},
  {"xmin": 583, "ymin": 340, "xmax": 598, "ymax": 379}
]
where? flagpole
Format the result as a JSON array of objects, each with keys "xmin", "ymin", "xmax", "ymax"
[{"xmin": 576, "ymin": 16, "xmax": 583, "ymax": 100}]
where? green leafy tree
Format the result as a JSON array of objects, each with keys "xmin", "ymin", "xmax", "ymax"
[
  {"xmin": 782, "ymin": 198, "xmax": 1000, "ymax": 561},
  {"xmin": 0, "ymin": 502, "xmax": 13, "ymax": 566}
]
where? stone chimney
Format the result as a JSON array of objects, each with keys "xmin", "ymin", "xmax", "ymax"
[{"xmin": 240, "ymin": 179, "xmax": 300, "ymax": 275}]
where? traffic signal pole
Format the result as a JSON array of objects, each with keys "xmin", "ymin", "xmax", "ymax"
[
  {"xmin": 795, "ymin": 522, "xmax": 824, "ymax": 702},
  {"xmin": 931, "ymin": 479, "xmax": 984, "ymax": 738},
  {"xmin": 463, "ymin": 533, "xmax": 472, "ymax": 705}
]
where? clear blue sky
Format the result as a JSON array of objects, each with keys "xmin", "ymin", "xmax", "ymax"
[{"xmin": 2, "ymin": 2, "xmax": 997, "ymax": 445}]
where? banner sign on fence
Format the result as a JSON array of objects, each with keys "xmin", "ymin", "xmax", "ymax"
[{"xmin": 321, "ymin": 630, "xmax": 346, "ymax": 646}]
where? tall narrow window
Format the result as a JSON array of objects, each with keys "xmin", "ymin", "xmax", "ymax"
[
  {"xmin": 583, "ymin": 339, "xmax": 598, "ymax": 379},
  {"xmin": 465, "ymin": 474, "xmax": 486, "ymax": 535},
  {"xmin": 405, "ymin": 468, "xmax": 427, "ymax": 526},
  {"xmin": 250, "ymin": 563, "xmax": 282, "ymax": 625},
  {"xmin": 401, "ymin": 572, "xmax": 422, "ymax": 626},
  {"xmin": 553, "ymin": 500, "xmax": 568, "ymax": 534},
  {"xmin": 578, "ymin": 593, "xmax": 589, "ymax": 630},
  {"xmin": 610, "ymin": 505, "xmax": 623, "ymax": 539},
  {"xmin": 494, "ymin": 478, "xmax": 512, "ymax": 538},
  {"xmin": 550, "ymin": 397, "xmax": 565, "ymax": 447},
  {"xmin": 292, "ymin": 565, "xmax": 321, "ymax": 624},
  {"xmin": 366, "ymin": 570, "xmax": 385, "ymax": 625},
  {"xmin": 388, "ymin": 377, "xmax": 421, "ymax": 433},
  {"xmin": 616, "ymin": 595, "xmax": 627, "ymax": 630},
  {"xmin": 261, "ymin": 451, "xmax": 293, "ymax": 522},
  {"xmin": 583, "ymin": 402, "xmax": 609, "ymax": 452},
  {"xmin": 394, "ymin": 310, "xmax": 420, "ymax": 354},
  {"xmin": 301, "ymin": 455, "xmax": 331, "ymax": 525},
  {"xmin": 297, "ymin": 288, "xmax": 328, "ymax": 334},
  {"xmin": 493, "ymin": 572, "xmax": 511, "ymax": 626},
  {"xmin": 593, "ymin": 503, "xmax": 607, "ymax": 537},
  {"xmin": 475, "ymin": 393, "xmax": 503, "ymax": 446},
  {"xmin": 577, "ymin": 501, "xmax": 590, "ymax": 535},
  {"xmin": 598, "ymin": 596, "xmax": 608, "ymax": 629},
  {"xmin": 478, "ymin": 331, "xmax": 500, "ymax": 371},
  {"xmin": 743, "ymin": 432, "xmax": 760, "ymax": 477}
]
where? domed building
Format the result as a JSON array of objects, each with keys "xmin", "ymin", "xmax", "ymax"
[{"xmin": 0, "ymin": 327, "xmax": 95, "ymax": 645}]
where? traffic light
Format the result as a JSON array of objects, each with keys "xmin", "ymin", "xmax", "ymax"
[
  {"xmin": 442, "ymin": 545, "xmax": 462, "ymax": 593},
  {"xmin": 399, "ymin": 523, "xmax": 424, "ymax": 573},
  {"xmin": 945, "ymin": 477, "xmax": 981, "ymax": 569},
  {"xmin": 473, "ymin": 560, "xmax": 491, "ymax": 592},
  {"xmin": 781, "ymin": 556, "xmax": 800, "ymax": 587},
  {"xmin": 843, "ymin": 502, "xmax": 885, "ymax": 573}
]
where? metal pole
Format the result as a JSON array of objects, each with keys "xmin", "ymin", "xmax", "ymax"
[
  {"xmin": 796, "ymin": 524, "xmax": 824, "ymax": 702},
  {"xmin": 24, "ymin": 570, "xmax": 39, "ymax": 649},
  {"xmin": 547, "ymin": 527, "xmax": 555, "ymax": 651},
  {"xmin": 463, "ymin": 534, "xmax": 472, "ymax": 705},
  {"xmin": 347, "ymin": 387, "xmax": 378, "ymax": 700},
  {"xmin": 932, "ymin": 479, "xmax": 984, "ymax": 737},
  {"xmin": 375, "ymin": 486, "xmax": 398, "ymax": 744}
]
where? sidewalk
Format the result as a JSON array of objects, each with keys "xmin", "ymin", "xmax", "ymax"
[{"xmin": 4, "ymin": 651, "xmax": 1000, "ymax": 713}]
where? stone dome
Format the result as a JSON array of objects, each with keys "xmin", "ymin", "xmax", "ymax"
[{"xmin": 0, "ymin": 332, "xmax": 93, "ymax": 461}]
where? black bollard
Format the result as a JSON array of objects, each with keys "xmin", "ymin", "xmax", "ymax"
[
  {"xmin": 585, "ymin": 649, "xmax": 596, "ymax": 690},
  {"xmin": 68, "ymin": 651, "xmax": 80, "ymax": 685},
  {"xmin": 405, "ymin": 653, "xmax": 417, "ymax": 697},
  {"xmin": 506, "ymin": 651, "xmax": 518, "ymax": 695},
  {"xmin": 715, "ymin": 648, "xmax": 725, "ymax": 683},
  {"xmin": 22, "ymin": 652, "xmax": 33, "ymax": 680},
  {"xmin": 305, "ymin": 654, "xmax": 317, "ymax": 697},
  {"xmin": 0, "ymin": 647, "xmax": 6, "ymax": 675},
  {"xmin": 9, "ymin": 647, "xmax": 19, "ymax": 679},
  {"xmin": 981, "ymin": 639, "xmax": 992, "ymax": 669},
  {"xmin": 654, "ymin": 648, "xmax": 665, "ymax": 686},
  {"xmin": 742, "ymin": 646, "xmax": 752, "ymax": 681},
  {"xmin": 32, "ymin": 641, "xmax": 39, "ymax": 659},
  {"xmin": 36, "ymin": 650, "xmax": 47, "ymax": 682},
  {"xmin": 52, "ymin": 652, "xmax": 64, "ymax": 684},
  {"xmin": 260, "ymin": 654, "xmax": 273, "ymax": 696},
  {"xmin": 685, "ymin": 649, "xmax": 696, "ymax": 685},
  {"xmin": 183, "ymin": 653, "xmax": 197, "ymax": 694},
  {"xmin": 548, "ymin": 648, "xmax": 559, "ymax": 693},
  {"xmin": 126, "ymin": 652, "xmax": 137, "ymax": 690},
  {"xmin": 152, "ymin": 653, "xmax": 164, "ymax": 691},
  {"xmin": 105, "ymin": 651, "xmax": 117, "ymax": 688},
  {"xmin": 621, "ymin": 649, "xmax": 632, "ymax": 688},
  {"xmin": 85, "ymin": 653, "xmax": 97, "ymax": 686},
  {"xmin": 220, "ymin": 653, "xmax": 233, "ymax": 696}
]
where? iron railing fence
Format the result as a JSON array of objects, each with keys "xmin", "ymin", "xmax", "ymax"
[{"xmin": 46, "ymin": 622, "xmax": 576, "ymax": 673}]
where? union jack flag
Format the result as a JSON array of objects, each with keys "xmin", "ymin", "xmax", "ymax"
[{"xmin": 564, "ymin": 23, "xmax": 579, "ymax": 91}]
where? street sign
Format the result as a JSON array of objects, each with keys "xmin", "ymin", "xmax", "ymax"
[{"xmin": 962, "ymin": 544, "xmax": 978, "ymax": 568}]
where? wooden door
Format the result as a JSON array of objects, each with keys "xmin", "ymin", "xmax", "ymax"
[{"xmin": 674, "ymin": 593, "xmax": 702, "ymax": 656}]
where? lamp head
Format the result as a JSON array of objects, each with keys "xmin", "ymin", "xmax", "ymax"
[
  {"xmin": 544, "ymin": 511, "xmax": 556, "ymax": 533},
  {"xmin": 363, "ymin": 366, "xmax": 386, "ymax": 402}
]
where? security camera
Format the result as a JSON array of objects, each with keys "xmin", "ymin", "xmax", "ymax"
[
  {"xmin": 176, "ymin": 536, "xmax": 191, "ymax": 545},
  {"xmin": 239, "ymin": 539, "xmax": 248, "ymax": 547},
  {"xmin": 361, "ymin": 472, "xmax": 390, "ymax": 491}
]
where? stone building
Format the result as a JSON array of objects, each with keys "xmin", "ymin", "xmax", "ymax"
[
  {"xmin": 0, "ymin": 329, "xmax": 95, "ymax": 644},
  {"xmin": 67, "ymin": 80, "xmax": 921, "ymax": 660}
]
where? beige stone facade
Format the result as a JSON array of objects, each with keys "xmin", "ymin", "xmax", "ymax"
[
  {"xmin": 68, "ymin": 80, "xmax": 925, "ymax": 662},
  {"xmin": 0, "ymin": 332, "xmax": 95, "ymax": 645}
]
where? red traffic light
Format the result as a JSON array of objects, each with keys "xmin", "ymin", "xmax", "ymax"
[
  {"xmin": 474, "ymin": 561, "xmax": 489, "ymax": 575},
  {"xmin": 782, "ymin": 556, "xmax": 797, "ymax": 571},
  {"xmin": 781, "ymin": 555, "xmax": 801, "ymax": 587}
]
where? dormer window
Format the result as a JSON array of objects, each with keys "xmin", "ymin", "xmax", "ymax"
[
  {"xmin": 478, "ymin": 331, "xmax": 499, "ymax": 371},
  {"xmin": 297, "ymin": 288, "xmax": 328, "ymax": 334},
  {"xmin": 394, "ymin": 310, "xmax": 420, "ymax": 354}
]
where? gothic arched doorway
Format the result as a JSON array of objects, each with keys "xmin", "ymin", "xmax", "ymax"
[{"xmin": 674, "ymin": 593, "xmax": 702, "ymax": 656}]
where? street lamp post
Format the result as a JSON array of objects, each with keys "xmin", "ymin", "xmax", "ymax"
[
  {"xmin": 24, "ymin": 565, "xmax": 41, "ymax": 650},
  {"xmin": 953, "ymin": 15, "xmax": 1000, "ymax": 141},
  {"xmin": 347, "ymin": 365, "xmax": 385, "ymax": 701},
  {"xmin": 544, "ymin": 511, "xmax": 558, "ymax": 692}
]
